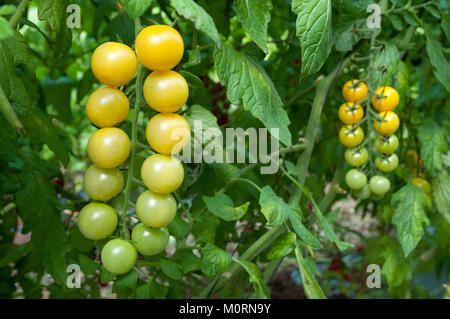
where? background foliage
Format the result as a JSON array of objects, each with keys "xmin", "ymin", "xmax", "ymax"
[{"xmin": 0, "ymin": 0, "xmax": 449, "ymax": 299}]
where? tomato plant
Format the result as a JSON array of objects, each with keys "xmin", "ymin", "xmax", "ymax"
[{"xmin": 0, "ymin": 0, "xmax": 449, "ymax": 301}]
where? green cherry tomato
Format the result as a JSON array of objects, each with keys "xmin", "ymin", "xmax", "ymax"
[
  {"xmin": 83, "ymin": 165, "xmax": 124, "ymax": 201},
  {"xmin": 131, "ymin": 223, "xmax": 169, "ymax": 256},
  {"xmin": 344, "ymin": 147, "xmax": 369, "ymax": 167},
  {"xmin": 369, "ymin": 175, "xmax": 391, "ymax": 195},
  {"xmin": 353, "ymin": 184, "xmax": 371, "ymax": 200},
  {"xmin": 345, "ymin": 169, "xmax": 367, "ymax": 190},
  {"xmin": 78, "ymin": 203, "xmax": 118, "ymax": 240},
  {"xmin": 136, "ymin": 190, "xmax": 177, "ymax": 228},
  {"xmin": 141, "ymin": 154, "xmax": 184, "ymax": 194},
  {"xmin": 374, "ymin": 134, "xmax": 399, "ymax": 155},
  {"xmin": 101, "ymin": 238, "xmax": 137, "ymax": 275},
  {"xmin": 375, "ymin": 154, "xmax": 399, "ymax": 172}
]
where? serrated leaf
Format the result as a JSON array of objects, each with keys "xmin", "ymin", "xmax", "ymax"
[
  {"xmin": 200, "ymin": 243, "xmax": 231, "ymax": 277},
  {"xmin": 214, "ymin": 44, "xmax": 291, "ymax": 146},
  {"xmin": 372, "ymin": 42, "xmax": 400, "ymax": 88},
  {"xmin": 167, "ymin": 214, "xmax": 190, "ymax": 238},
  {"xmin": 233, "ymin": 259, "xmax": 269, "ymax": 298},
  {"xmin": 432, "ymin": 171, "xmax": 450, "ymax": 224},
  {"xmin": 172, "ymin": 250, "xmax": 201, "ymax": 274},
  {"xmin": 379, "ymin": 236, "xmax": 412, "ymax": 288},
  {"xmin": 160, "ymin": 259, "xmax": 183, "ymax": 280},
  {"xmin": 203, "ymin": 193, "xmax": 249, "ymax": 221},
  {"xmin": 292, "ymin": 0, "xmax": 332, "ymax": 79},
  {"xmin": 424, "ymin": 24, "xmax": 450, "ymax": 91},
  {"xmin": 391, "ymin": 183, "xmax": 432, "ymax": 257},
  {"xmin": 170, "ymin": 0, "xmax": 221, "ymax": 47},
  {"xmin": 113, "ymin": 270, "xmax": 138, "ymax": 298},
  {"xmin": 267, "ymin": 232, "xmax": 296, "ymax": 260},
  {"xmin": 42, "ymin": 76, "xmax": 75, "ymax": 123},
  {"xmin": 289, "ymin": 213, "xmax": 323, "ymax": 249},
  {"xmin": 259, "ymin": 186, "xmax": 290, "ymax": 225},
  {"xmin": 294, "ymin": 247, "xmax": 326, "ymax": 299},
  {"xmin": 100, "ymin": 265, "xmax": 115, "ymax": 284},
  {"xmin": 78, "ymin": 254, "xmax": 100, "ymax": 276},
  {"xmin": 235, "ymin": 0, "xmax": 272, "ymax": 53},
  {"xmin": 136, "ymin": 283, "xmax": 151, "ymax": 299},
  {"xmin": 125, "ymin": 0, "xmax": 152, "ymax": 19},
  {"xmin": 417, "ymin": 118, "xmax": 448, "ymax": 176}
]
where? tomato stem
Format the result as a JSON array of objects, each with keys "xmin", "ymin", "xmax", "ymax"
[
  {"xmin": 0, "ymin": 84, "xmax": 24, "ymax": 133},
  {"xmin": 9, "ymin": 0, "xmax": 29, "ymax": 28}
]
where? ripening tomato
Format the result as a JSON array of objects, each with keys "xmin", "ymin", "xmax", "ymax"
[
  {"xmin": 372, "ymin": 86, "xmax": 399, "ymax": 111},
  {"xmin": 101, "ymin": 239, "xmax": 137, "ymax": 275},
  {"xmin": 339, "ymin": 125, "xmax": 364, "ymax": 147},
  {"xmin": 374, "ymin": 111, "xmax": 399, "ymax": 135},
  {"xmin": 136, "ymin": 190, "xmax": 177, "ymax": 228},
  {"xmin": 344, "ymin": 147, "xmax": 368, "ymax": 167},
  {"xmin": 374, "ymin": 134, "xmax": 399, "ymax": 155},
  {"xmin": 141, "ymin": 154, "xmax": 184, "ymax": 194},
  {"xmin": 338, "ymin": 102, "xmax": 364, "ymax": 125},
  {"xmin": 411, "ymin": 177, "xmax": 431, "ymax": 195},
  {"xmin": 146, "ymin": 113, "xmax": 191, "ymax": 155},
  {"xmin": 91, "ymin": 42, "xmax": 138, "ymax": 87},
  {"xmin": 131, "ymin": 223, "xmax": 169, "ymax": 256},
  {"xmin": 345, "ymin": 169, "xmax": 367, "ymax": 190},
  {"xmin": 353, "ymin": 184, "xmax": 371, "ymax": 200},
  {"xmin": 86, "ymin": 87, "xmax": 130, "ymax": 128},
  {"xmin": 83, "ymin": 165, "xmax": 124, "ymax": 201},
  {"xmin": 369, "ymin": 175, "xmax": 390, "ymax": 196},
  {"xmin": 375, "ymin": 154, "xmax": 399, "ymax": 172},
  {"xmin": 342, "ymin": 80, "xmax": 367, "ymax": 103},
  {"xmin": 143, "ymin": 71, "xmax": 189, "ymax": 113},
  {"xmin": 88, "ymin": 128, "xmax": 131, "ymax": 168},
  {"xmin": 135, "ymin": 25, "xmax": 184, "ymax": 71},
  {"xmin": 78, "ymin": 202, "xmax": 118, "ymax": 240}
]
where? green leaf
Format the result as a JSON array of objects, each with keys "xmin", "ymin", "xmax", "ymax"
[
  {"xmin": 203, "ymin": 193, "xmax": 249, "ymax": 221},
  {"xmin": 0, "ymin": 5, "xmax": 16, "ymax": 16},
  {"xmin": 125, "ymin": 0, "xmax": 152, "ymax": 19},
  {"xmin": 292, "ymin": 0, "xmax": 332, "ymax": 79},
  {"xmin": 16, "ymin": 171, "xmax": 69, "ymax": 285},
  {"xmin": 184, "ymin": 104, "xmax": 219, "ymax": 132},
  {"xmin": 214, "ymin": 44, "xmax": 291, "ymax": 146},
  {"xmin": 69, "ymin": 226, "xmax": 94, "ymax": 252},
  {"xmin": 167, "ymin": 213, "xmax": 190, "ymax": 238},
  {"xmin": 289, "ymin": 213, "xmax": 323, "ymax": 249},
  {"xmin": 136, "ymin": 283, "xmax": 151, "ymax": 299},
  {"xmin": 0, "ymin": 17, "xmax": 13, "ymax": 40},
  {"xmin": 379, "ymin": 236, "xmax": 412, "ymax": 288},
  {"xmin": 294, "ymin": 247, "xmax": 326, "ymax": 299},
  {"xmin": 172, "ymin": 250, "xmax": 201, "ymax": 274},
  {"xmin": 179, "ymin": 70, "xmax": 204, "ymax": 89},
  {"xmin": 170, "ymin": 0, "xmax": 221, "ymax": 47},
  {"xmin": 432, "ymin": 171, "xmax": 450, "ymax": 224},
  {"xmin": 160, "ymin": 259, "xmax": 183, "ymax": 280},
  {"xmin": 235, "ymin": 0, "xmax": 272, "ymax": 53},
  {"xmin": 259, "ymin": 186, "xmax": 290, "ymax": 225},
  {"xmin": 113, "ymin": 270, "xmax": 138, "ymax": 298},
  {"xmin": 372, "ymin": 42, "xmax": 401, "ymax": 88},
  {"xmin": 42, "ymin": 76, "xmax": 75, "ymax": 123},
  {"xmin": 100, "ymin": 265, "xmax": 115, "ymax": 284},
  {"xmin": 424, "ymin": 24, "xmax": 450, "ymax": 91},
  {"xmin": 417, "ymin": 118, "xmax": 448, "ymax": 176},
  {"xmin": 78, "ymin": 254, "xmax": 100, "ymax": 276},
  {"xmin": 233, "ymin": 259, "xmax": 269, "ymax": 298},
  {"xmin": 391, "ymin": 183, "xmax": 432, "ymax": 257},
  {"xmin": 200, "ymin": 243, "xmax": 231, "ymax": 277},
  {"xmin": 267, "ymin": 232, "xmax": 296, "ymax": 260}
]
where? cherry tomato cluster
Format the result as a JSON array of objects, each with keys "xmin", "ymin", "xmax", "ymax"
[
  {"xmin": 79, "ymin": 25, "xmax": 190, "ymax": 275},
  {"xmin": 339, "ymin": 80, "xmax": 401, "ymax": 199}
]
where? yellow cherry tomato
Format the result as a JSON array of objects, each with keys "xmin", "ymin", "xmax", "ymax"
[
  {"xmin": 83, "ymin": 165, "xmax": 124, "ymax": 201},
  {"xmin": 88, "ymin": 128, "xmax": 131, "ymax": 168},
  {"xmin": 342, "ymin": 80, "xmax": 367, "ymax": 103},
  {"xmin": 339, "ymin": 125, "xmax": 364, "ymax": 147},
  {"xmin": 91, "ymin": 42, "xmax": 138, "ymax": 87},
  {"xmin": 141, "ymin": 154, "xmax": 184, "ymax": 194},
  {"xmin": 146, "ymin": 113, "xmax": 191, "ymax": 155},
  {"xmin": 411, "ymin": 177, "xmax": 431, "ymax": 195},
  {"xmin": 338, "ymin": 102, "xmax": 364, "ymax": 125},
  {"xmin": 86, "ymin": 87, "xmax": 130, "ymax": 128},
  {"xmin": 374, "ymin": 111, "xmax": 400, "ymax": 135},
  {"xmin": 372, "ymin": 86, "xmax": 399, "ymax": 111},
  {"xmin": 143, "ymin": 70, "xmax": 189, "ymax": 113},
  {"xmin": 135, "ymin": 25, "xmax": 184, "ymax": 71}
]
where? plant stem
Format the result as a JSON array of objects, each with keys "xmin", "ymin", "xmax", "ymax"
[
  {"xmin": 0, "ymin": 84, "xmax": 24, "ymax": 132},
  {"xmin": 121, "ymin": 18, "xmax": 145, "ymax": 238},
  {"xmin": 9, "ymin": 0, "xmax": 29, "ymax": 28},
  {"xmin": 221, "ymin": 177, "xmax": 262, "ymax": 193}
]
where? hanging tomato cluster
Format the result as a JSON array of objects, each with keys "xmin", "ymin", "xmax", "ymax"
[
  {"xmin": 339, "ymin": 80, "xmax": 401, "ymax": 199},
  {"xmin": 79, "ymin": 25, "xmax": 190, "ymax": 275}
]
